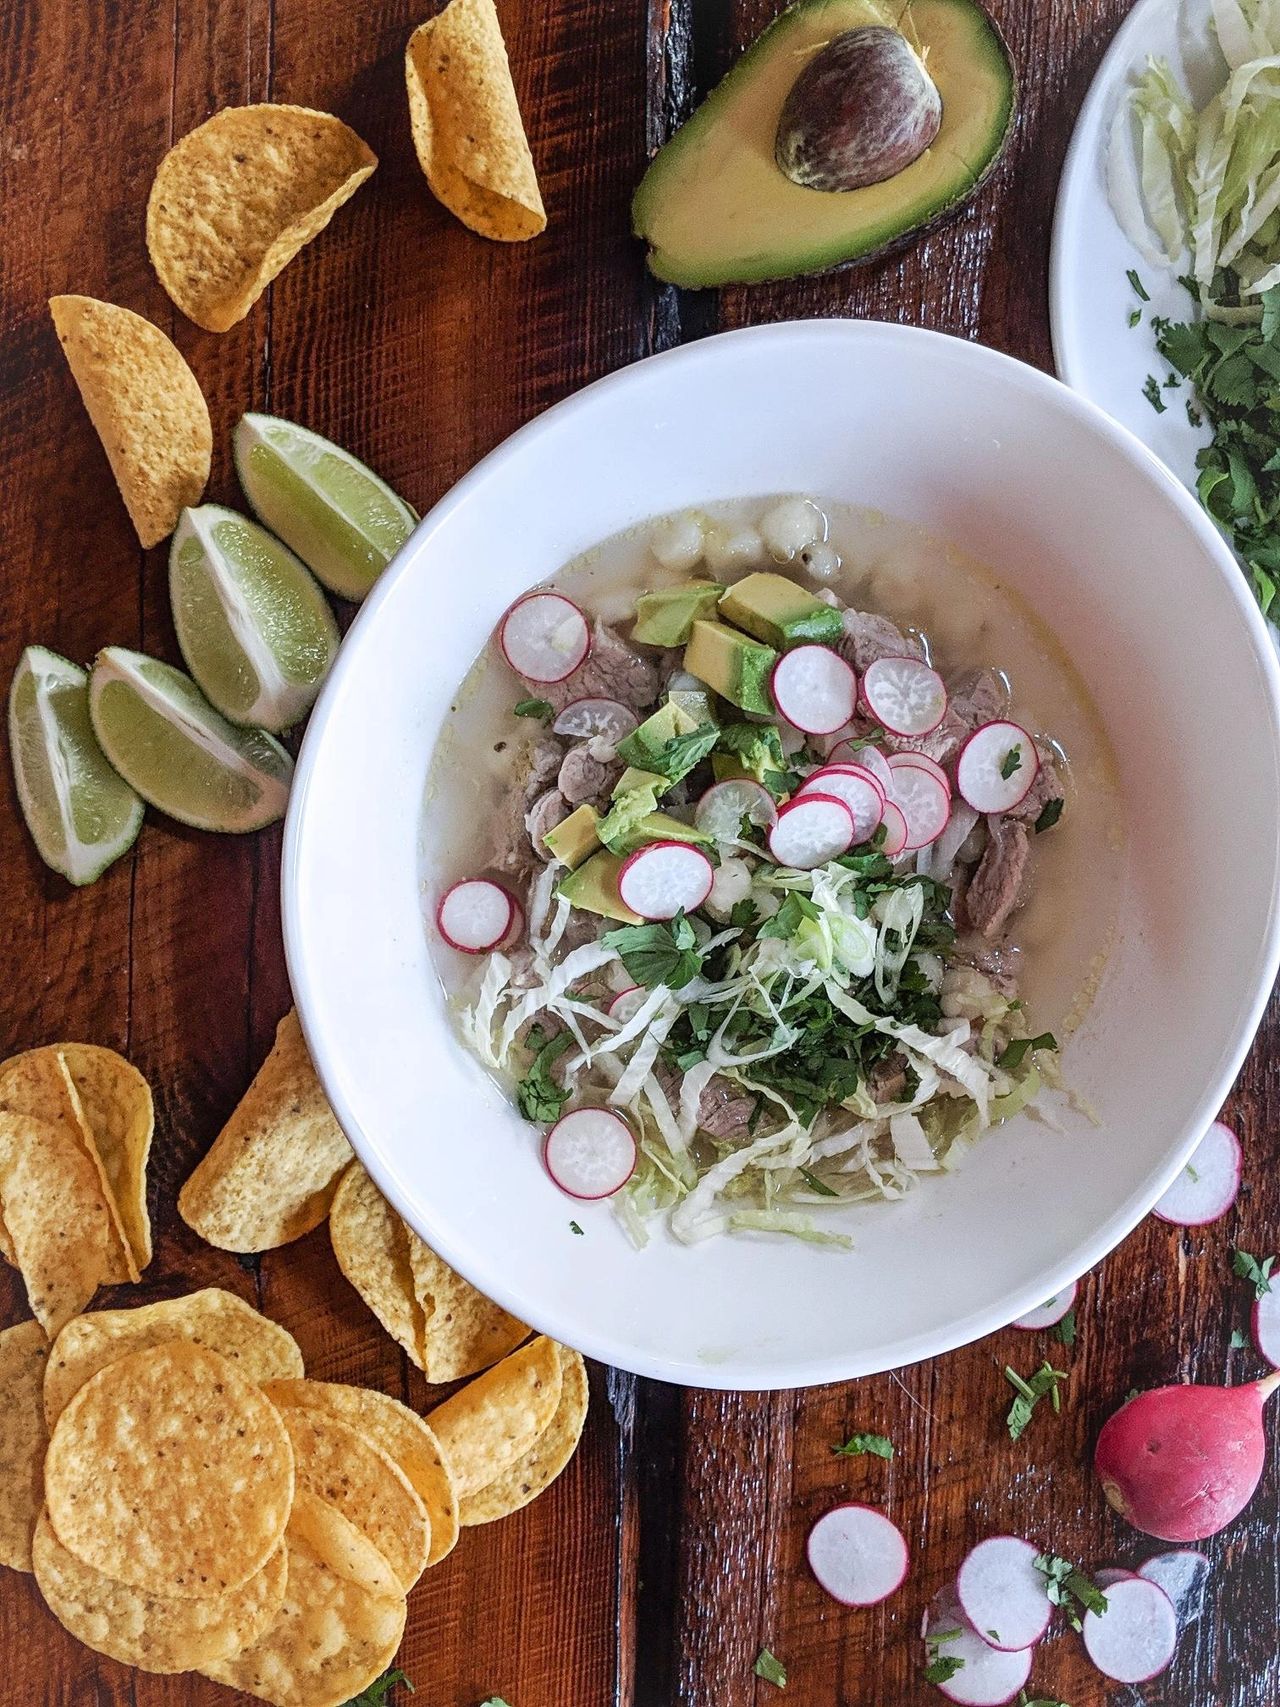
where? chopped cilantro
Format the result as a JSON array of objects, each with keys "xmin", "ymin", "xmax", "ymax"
[
  {"xmin": 1187, "ymin": 399, "xmax": 1204, "ymax": 428},
  {"xmin": 1127, "ymin": 268, "xmax": 1151, "ymax": 302},
  {"xmin": 924, "ymin": 1654, "xmax": 966, "ymax": 1685},
  {"xmin": 650, "ymin": 722, "xmax": 720, "ymax": 781},
  {"xmin": 1000, "ymin": 746, "xmax": 1022, "ymax": 781},
  {"xmin": 1018, "ymin": 1694, "xmax": 1072, "ymax": 1707},
  {"xmin": 757, "ymin": 891, "xmax": 821, "ymax": 941},
  {"xmin": 1033, "ymin": 796, "xmax": 1063, "ymax": 834},
  {"xmin": 729, "ymin": 898, "xmax": 760, "ymax": 928},
  {"xmin": 515, "ymin": 1027, "xmax": 573, "ymax": 1124},
  {"xmin": 762, "ymin": 766, "xmax": 802, "ymax": 799},
  {"xmin": 1232, "ymin": 1248, "xmax": 1276, "ymax": 1300},
  {"xmin": 1004, "ymin": 1361, "xmax": 1068, "ymax": 1441},
  {"xmin": 1055, "ymin": 1309, "xmax": 1077, "ymax": 1349},
  {"xmin": 478, "ymin": 1700, "xmax": 513, "ymax": 1707},
  {"xmin": 569, "ymin": 1220, "xmax": 584, "ymax": 1236},
  {"xmin": 1033, "ymin": 1553, "xmax": 1108, "ymax": 1632},
  {"xmin": 997, "ymin": 1032, "xmax": 1057, "ymax": 1071},
  {"xmin": 800, "ymin": 1166, "xmax": 838, "ymax": 1197},
  {"xmin": 1230, "ymin": 1327, "xmax": 1248, "ymax": 1349},
  {"xmin": 1128, "ymin": 307, "xmax": 1143, "ymax": 328},
  {"xmin": 513, "ymin": 698, "xmax": 553, "ymax": 721},
  {"xmin": 1143, "ymin": 374, "xmax": 1168, "ymax": 413},
  {"xmin": 344, "ymin": 1672, "xmax": 415, "ymax": 1706},
  {"xmin": 754, "ymin": 1648, "xmax": 787, "ymax": 1688},
  {"xmin": 603, "ymin": 911, "xmax": 703, "ymax": 991},
  {"xmin": 833, "ymin": 1431, "xmax": 894, "ymax": 1459}
]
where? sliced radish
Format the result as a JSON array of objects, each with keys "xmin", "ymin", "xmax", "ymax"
[
  {"xmin": 1151, "ymin": 1120, "xmax": 1241, "ymax": 1227},
  {"xmin": 543, "ymin": 1107, "xmax": 636, "ymax": 1198},
  {"xmin": 820, "ymin": 760, "xmax": 887, "ymax": 803},
  {"xmin": 878, "ymin": 798, "xmax": 908, "ymax": 858},
  {"xmin": 1012, "ymin": 1280, "xmax": 1078, "ymax": 1332},
  {"xmin": 770, "ymin": 645, "xmax": 857, "ymax": 735},
  {"xmin": 1081, "ymin": 1574, "xmax": 1177, "ymax": 1683},
  {"xmin": 956, "ymin": 722, "xmax": 1039, "ymax": 814},
  {"xmin": 1253, "ymin": 1285, "xmax": 1280, "ymax": 1367},
  {"xmin": 862, "ymin": 655, "xmax": 946, "ymax": 737},
  {"xmin": 437, "ymin": 879, "xmax": 517, "ymax": 953},
  {"xmin": 694, "ymin": 778, "xmax": 778, "ymax": 842},
  {"xmin": 1094, "ymin": 1568, "xmax": 1139, "ymax": 1589},
  {"xmin": 956, "ymin": 1536, "xmax": 1051, "ymax": 1652},
  {"xmin": 552, "ymin": 696, "xmax": 638, "ymax": 743},
  {"xmin": 889, "ymin": 749, "xmax": 951, "ymax": 794},
  {"xmin": 768, "ymin": 793, "xmax": 854, "ymax": 869},
  {"xmin": 617, "ymin": 841, "xmax": 713, "ymax": 920},
  {"xmin": 923, "ymin": 1586, "xmax": 1033, "ymax": 1706},
  {"xmin": 806, "ymin": 1504, "xmax": 908, "ymax": 1607},
  {"xmin": 499, "ymin": 592, "xmax": 590, "ymax": 684},
  {"xmin": 886, "ymin": 761, "xmax": 951, "ymax": 850},
  {"xmin": 1137, "ymin": 1551, "xmax": 1209, "ymax": 1626},
  {"xmin": 607, "ymin": 986, "xmax": 646, "ymax": 1026},
  {"xmin": 830, "ymin": 740, "xmax": 895, "ymax": 797},
  {"xmin": 796, "ymin": 768, "xmax": 883, "ymax": 843}
]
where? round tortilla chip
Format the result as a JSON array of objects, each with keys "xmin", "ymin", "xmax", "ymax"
[
  {"xmin": 203, "ymin": 1489, "xmax": 406, "ymax": 1707},
  {"xmin": 147, "ymin": 105, "xmax": 377, "ymax": 333},
  {"xmin": 263, "ymin": 1378, "xmax": 459, "ymax": 1567},
  {"xmin": 43, "ymin": 1287, "xmax": 305, "ymax": 1430},
  {"xmin": 0, "ymin": 1321, "xmax": 50, "ymax": 1572},
  {"xmin": 0, "ymin": 1110, "xmax": 116, "ymax": 1338},
  {"xmin": 179, "ymin": 1009, "xmax": 353, "ymax": 1254},
  {"xmin": 459, "ymin": 1344, "xmax": 588, "ymax": 1525},
  {"xmin": 407, "ymin": 1225, "xmax": 528, "ymax": 1383},
  {"xmin": 329, "ymin": 1161, "xmax": 425, "ymax": 1369},
  {"xmin": 405, "ymin": 0, "xmax": 546, "ymax": 241},
  {"xmin": 426, "ymin": 1334, "xmax": 562, "ymax": 1498},
  {"xmin": 44, "ymin": 1342, "xmax": 294, "ymax": 1598},
  {"xmin": 58, "ymin": 1043, "xmax": 154, "ymax": 1274},
  {"xmin": 277, "ymin": 1405, "xmax": 429, "ymax": 1592},
  {"xmin": 48, "ymin": 295, "xmax": 211, "ymax": 548},
  {"xmin": 33, "ymin": 1512, "xmax": 287, "ymax": 1672}
]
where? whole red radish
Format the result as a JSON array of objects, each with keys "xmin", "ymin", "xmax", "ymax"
[{"xmin": 1094, "ymin": 1373, "xmax": 1280, "ymax": 1541}]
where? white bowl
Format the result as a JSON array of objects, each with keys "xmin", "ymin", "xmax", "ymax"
[{"xmin": 284, "ymin": 320, "xmax": 1280, "ymax": 1391}]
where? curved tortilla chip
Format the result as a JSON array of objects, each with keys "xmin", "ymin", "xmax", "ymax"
[
  {"xmin": 328, "ymin": 1162, "xmax": 425, "ymax": 1369},
  {"xmin": 406, "ymin": 0, "xmax": 545, "ymax": 241},
  {"xmin": 426, "ymin": 1334, "xmax": 561, "ymax": 1498},
  {"xmin": 0, "ymin": 1321, "xmax": 50, "ymax": 1572},
  {"xmin": 49, "ymin": 296, "xmax": 211, "ymax": 548},
  {"xmin": 58, "ymin": 1044, "xmax": 154, "ymax": 1274},
  {"xmin": 407, "ymin": 1225, "xmax": 528, "ymax": 1382},
  {"xmin": 459, "ymin": 1344, "xmax": 588, "ymax": 1524},
  {"xmin": 147, "ymin": 104, "xmax": 376, "ymax": 332},
  {"xmin": 0, "ymin": 1111, "xmax": 116, "ymax": 1337}
]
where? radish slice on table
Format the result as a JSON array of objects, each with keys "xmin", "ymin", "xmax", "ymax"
[
  {"xmin": 1151, "ymin": 1120, "xmax": 1241, "ymax": 1226},
  {"xmin": 956, "ymin": 1536, "xmax": 1051, "ymax": 1652},
  {"xmin": 796, "ymin": 768, "xmax": 883, "ymax": 843},
  {"xmin": 694, "ymin": 778, "xmax": 777, "ymax": 841},
  {"xmin": 544, "ymin": 1108, "xmax": 636, "ymax": 1198},
  {"xmin": 861, "ymin": 655, "xmax": 947, "ymax": 736},
  {"xmin": 607, "ymin": 986, "xmax": 647, "ymax": 1026},
  {"xmin": 806, "ymin": 1504, "xmax": 908, "ymax": 1606},
  {"xmin": 1012, "ymin": 1280, "xmax": 1078, "ymax": 1332},
  {"xmin": 878, "ymin": 798, "xmax": 909, "ymax": 858},
  {"xmin": 956, "ymin": 721, "xmax": 1039, "ymax": 814},
  {"xmin": 770, "ymin": 645, "xmax": 857, "ymax": 734},
  {"xmin": 618, "ymin": 841, "xmax": 713, "ymax": 920},
  {"xmin": 499, "ymin": 592, "xmax": 590, "ymax": 683},
  {"xmin": 1081, "ymin": 1575, "xmax": 1177, "ymax": 1683},
  {"xmin": 889, "ymin": 749, "xmax": 951, "ymax": 794},
  {"xmin": 1094, "ymin": 1567, "xmax": 1138, "ymax": 1589},
  {"xmin": 922, "ymin": 1586, "xmax": 1033, "ymax": 1706},
  {"xmin": 768, "ymin": 793, "xmax": 854, "ymax": 869},
  {"xmin": 1137, "ymin": 1551, "xmax": 1209, "ymax": 1627},
  {"xmin": 1254, "ymin": 1285, "xmax": 1280, "ymax": 1367},
  {"xmin": 552, "ymin": 696, "xmax": 638, "ymax": 742},
  {"xmin": 437, "ymin": 879, "xmax": 518, "ymax": 953},
  {"xmin": 886, "ymin": 761, "xmax": 951, "ymax": 850}
]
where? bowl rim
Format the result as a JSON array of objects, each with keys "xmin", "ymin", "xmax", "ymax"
[{"xmin": 283, "ymin": 317, "xmax": 1280, "ymax": 1389}]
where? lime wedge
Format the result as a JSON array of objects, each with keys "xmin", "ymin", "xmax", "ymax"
[
  {"xmin": 170, "ymin": 504, "xmax": 340, "ymax": 732},
  {"xmin": 233, "ymin": 413, "xmax": 418, "ymax": 601},
  {"xmin": 8, "ymin": 646, "xmax": 143, "ymax": 885},
  {"xmin": 88, "ymin": 648, "xmax": 293, "ymax": 833}
]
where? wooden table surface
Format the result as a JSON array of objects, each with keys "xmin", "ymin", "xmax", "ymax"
[{"xmin": 2, "ymin": 0, "xmax": 1277, "ymax": 1702}]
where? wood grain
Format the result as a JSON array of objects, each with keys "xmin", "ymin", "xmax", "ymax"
[{"xmin": 2, "ymin": 0, "xmax": 1278, "ymax": 1703}]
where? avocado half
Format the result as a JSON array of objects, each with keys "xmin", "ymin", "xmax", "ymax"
[{"xmin": 632, "ymin": 0, "xmax": 1017, "ymax": 288}]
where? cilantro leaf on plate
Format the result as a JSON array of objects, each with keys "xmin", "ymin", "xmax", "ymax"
[{"xmin": 604, "ymin": 911, "xmax": 703, "ymax": 991}]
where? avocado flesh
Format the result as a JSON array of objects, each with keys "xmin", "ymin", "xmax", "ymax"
[
  {"xmin": 557, "ymin": 850, "xmax": 641, "ymax": 924},
  {"xmin": 718, "ymin": 572, "xmax": 844, "ymax": 648},
  {"xmin": 633, "ymin": 582, "xmax": 723, "ymax": 646},
  {"xmin": 684, "ymin": 620, "xmax": 777, "ymax": 715},
  {"xmin": 543, "ymin": 803, "xmax": 601, "ymax": 869},
  {"xmin": 632, "ymin": 0, "xmax": 1017, "ymax": 288},
  {"xmin": 612, "ymin": 810, "xmax": 717, "ymax": 857},
  {"xmin": 616, "ymin": 700, "xmax": 699, "ymax": 772}
]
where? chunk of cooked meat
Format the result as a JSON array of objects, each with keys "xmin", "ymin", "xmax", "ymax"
[
  {"xmin": 965, "ymin": 817, "xmax": 1030, "ymax": 939},
  {"xmin": 523, "ymin": 734, "xmax": 566, "ymax": 803},
  {"xmin": 653, "ymin": 1060, "xmax": 756, "ymax": 1140},
  {"xmin": 530, "ymin": 621, "xmax": 661, "ymax": 713},
  {"xmin": 558, "ymin": 737, "xmax": 623, "ymax": 806},
  {"xmin": 870, "ymin": 1058, "xmax": 907, "ymax": 1104},
  {"xmin": 525, "ymin": 788, "xmax": 570, "ymax": 859},
  {"xmin": 1006, "ymin": 744, "xmax": 1065, "ymax": 827},
  {"xmin": 834, "ymin": 608, "xmax": 924, "ymax": 673},
  {"xmin": 948, "ymin": 667, "xmax": 1008, "ymax": 732},
  {"xmin": 884, "ymin": 707, "xmax": 966, "ymax": 767}
]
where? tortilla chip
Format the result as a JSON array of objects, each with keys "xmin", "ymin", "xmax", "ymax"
[
  {"xmin": 407, "ymin": 1224, "xmax": 528, "ymax": 1382},
  {"xmin": 0, "ymin": 1047, "xmax": 134, "ymax": 1284},
  {"xmin": 179, "ymin": 1009, "xmax": 353, "ymax": 1253},
  {"xmin": 0, "ymin": 1321, "xmax": 50, "ymax": 1572},
  {"xmin": 426, "ymin": 1334, "xmax": 561, "ymax": 1498},
  {"xmin": 460, "ymin": 1344, "xmax": 588, "ymax": 1524},
  {"xmin": 44, "ymin": 1342, "xmax": 294, "ymax": 1598},
  {"xmin": 277, "ymin": 1405, "xmax": 429, "ymax": 1592},
  {"xmin": 147, "ymin": 104, "xmax": 377, "ymax": 333},
  {"xmin": 328, "ymin": 1162, "xmax": 425, "ymax": 1369},
  {"xmin": 0, "ymin": 1111, "xmax": 116, "ymax": 1337},
  {"xmin": 48, "ymin": 295, "xmax": 211, "ymax": 548},
  {"xmin": 263, "ymin": 1378, "xmax": 459, "ymax": 1566},
  {"xmin": 33, "ymin": 1513, "xmax": 287, "ymax": 1673},
  {"xmin": 405, "ymin": 0, "xmax": 546, "ymax": 241},
  {"xmin": 58, "ymin": 1043, "xmax": 154, "ymax": 1273},
  {"xmin": 44, "ymin": 1287, "xmax": 304, "ymax": 1429},
  {"xmin": 203, "ymin": 1489, "xmax": 406, "ymax": 1707}
]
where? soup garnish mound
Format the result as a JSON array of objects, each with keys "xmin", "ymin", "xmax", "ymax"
[{"xmin": 428, "ymin": 495, "xmax": 1107, "ymax": 1248}]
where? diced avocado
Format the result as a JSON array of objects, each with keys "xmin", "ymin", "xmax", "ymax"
[
  {"xmin": 718, "ymin": 571, "xmax": 843, "ymax": 648},
  {"xmin": 633, "ymin": 582, "xmax": 723, "ymax": 646},
  {"xmin": 597, "ymin": 782, "xmax": 661, "ymax": 852},
  {"xmin": 615, "ymin": 700, "xmax": 717, "ymax": 786},
  {"xmin": 612, "ymin": 810, "xmax": 717, "ymax": 856},
  {"xmin": 667, "ymin": 682, "xmax": 714, "ymax": 725},
  {"xmin": 632, "ymin": 0, "xmax": 1017, "ymax": 288},
  {"xmin": 684, "ymin": 620, "xmax": 776, "ymax": 715},
  {"xmin": 612, "ymin": 765, "xmax": 668, "ymax": 800},
  {"xmin": 543, "ymin": 803, "xmax": 601, "ymax": 870},
  {"xmin": 557, "ymin": 850, "xmax": 641, "ymax": 924}
]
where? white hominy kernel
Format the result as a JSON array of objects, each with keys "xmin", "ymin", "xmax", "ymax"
[
  {"xmin": 649, "ymin": 513, "xmax": 706, "ymax": 572},
  {"xmin": 760, "ymin": 497, "xmax": 825, "ymax": 561},
  {"xmin": 704, "ymin": 524, "xmax": 765, "ymax": 574},
  {"xmin": 800, "ymin": 540, "xmax": 841, "ymax": 578}
]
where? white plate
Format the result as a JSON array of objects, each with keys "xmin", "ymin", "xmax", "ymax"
[
  {"xmin": 284, "ymin": 320, "xmax": 1280, "ymax": 1391},
  {"xmin": 1051, "ymin": 0, "xmax": 1226, "ymax": 480}
]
